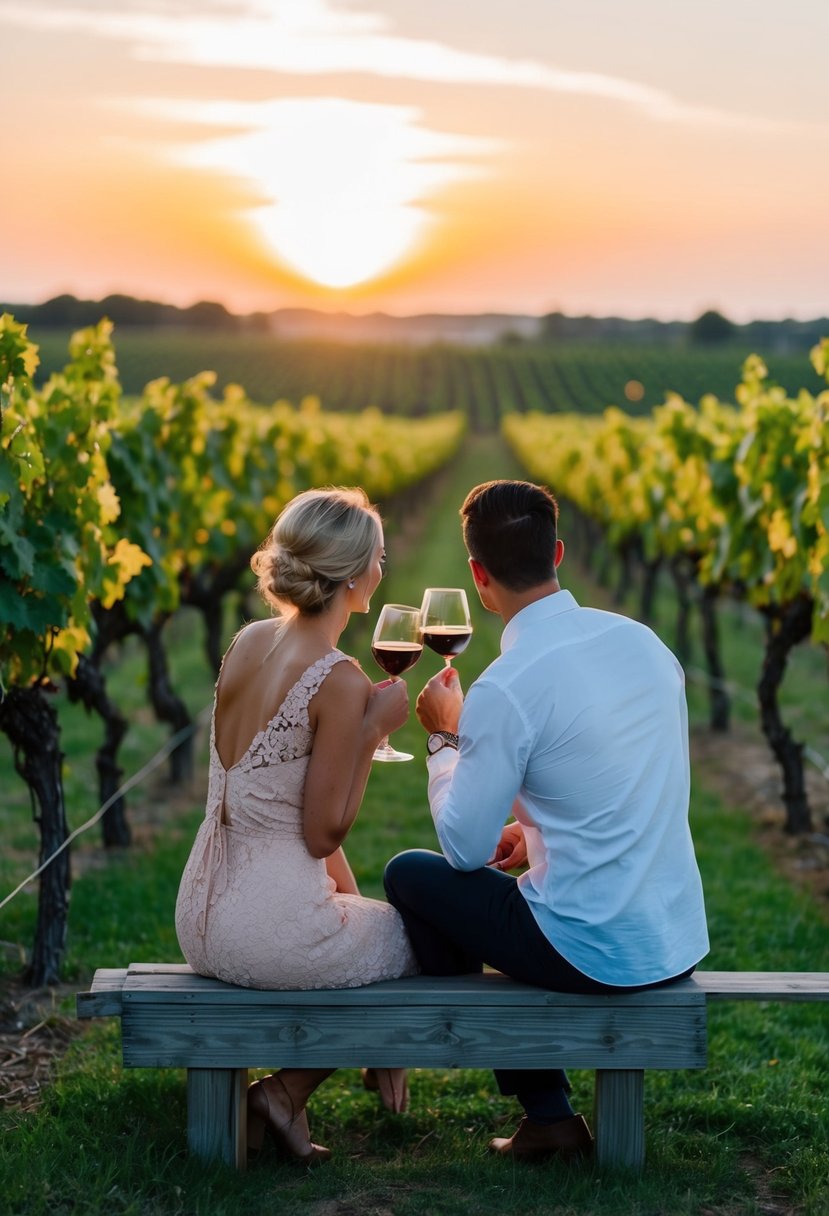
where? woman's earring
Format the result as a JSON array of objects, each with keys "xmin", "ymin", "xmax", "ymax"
[{"xmin": 348, "ymin": 580, "xmax": 355, "ymax": 589}]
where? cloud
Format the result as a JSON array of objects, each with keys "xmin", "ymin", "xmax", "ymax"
[{"xmin": 0, "ymin": 0, "xmax": 793, "ymax": 130}]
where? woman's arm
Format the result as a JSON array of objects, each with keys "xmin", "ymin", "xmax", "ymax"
[
  {"xmin": 302, "ymin": 663, "xmax": 409, "ymax": 858},
  {"xmin": 325, "ymin": 846, "xmax": 360, "ymax": 894}
]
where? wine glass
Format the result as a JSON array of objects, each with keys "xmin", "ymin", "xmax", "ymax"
[
  {"xmin": 370, "ymin": 604, "xmax": 423, "ymax": 762},
  {"xmin": 420, "ymin": 588, "xmax": 473, "ymax": 668}
]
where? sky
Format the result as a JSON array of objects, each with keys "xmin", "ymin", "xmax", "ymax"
[{"xmin": 2, "ymin": 0, "xmax": 828, "ymax": 321}]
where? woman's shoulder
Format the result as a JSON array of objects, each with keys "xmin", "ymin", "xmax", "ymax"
[
  {"xmin": 321, "ymin": 650, "xmax": 370, "ymax": 689},
  {"xmin": 304, "ymin": 651, "xmax": 370, "ymax": 732},
  {"xmin": 310, "ymin": 650, "xmax": 370, "ymax": 707}
]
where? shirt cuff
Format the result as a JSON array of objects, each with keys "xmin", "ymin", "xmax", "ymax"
[{"xmin": 426, "ymin": 744, "xmax": 459, "ymax": 774}]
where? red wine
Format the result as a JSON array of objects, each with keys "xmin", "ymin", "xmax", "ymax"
[
  {"xmin": 372, "ymin": 641, "xmax": 423, "ymax": 676},
  {"xmin": 422, "ymin": 628, "xmax": 472, "ymax": 658}
]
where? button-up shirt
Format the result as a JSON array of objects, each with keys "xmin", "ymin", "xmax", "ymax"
[{"xmin": 426, "ymin": 590, "xmax": 709, "ymax": 986}]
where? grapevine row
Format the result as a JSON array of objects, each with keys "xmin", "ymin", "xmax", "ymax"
[
  {"xmin": 503, "ymin": 346, "xmax": 829, "ymax": 836},
  {"xmin": 30, "ymin": 331, "xmax": 827, "ymax": 426},
  {"xmin": 0, "ymin": 315, "xmax": 465, "ymax": 984}
]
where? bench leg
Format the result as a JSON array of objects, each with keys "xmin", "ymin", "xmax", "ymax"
[
  {"xmin": 593, "ymin": 1068, "xmax": 645, "ymax": 1171},
  {"xmin": 186, "ymin": 1067, "xmax": 248, "ymax": 1170}
]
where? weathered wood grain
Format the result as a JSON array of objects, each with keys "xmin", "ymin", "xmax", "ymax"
[
  {"xmin": 594, "ymin": 1070, "xmax": 645, "ymax": 1169},
  {"xmin": 118, "ymin": 966, "xmax": 701, "ymax": 1006},
  {"xmin": 693, "ymin": 971, "xmax": 829, "ymax": 1000},
  {"xmin": 100, "ymin": 964, "xmax": 829, "ymax": 1004},
  {"xmin": 121, "ymin": 999, "xmax": 706, "ymax": 1069},
  {"xmin": 187, "ymin": 1068, "xmax": 247, "ymax": 1170},
  {"xmin": 76, "ymin": 968, "xmax": 129, "ymax": 1017}
]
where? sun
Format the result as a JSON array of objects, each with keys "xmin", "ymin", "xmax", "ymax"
[
  {"xmin": 253, "ymin": 198, "xmax": 424, "ymax": 290},
  {"xmin": 159, "ymin": 96, "xmax": 490, "ymax": 292},
  {"xmin": 242, "ymin": 99, "xmax": 440, "ymax": 289}
]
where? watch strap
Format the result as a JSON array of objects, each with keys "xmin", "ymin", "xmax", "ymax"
[{"xmin": 427, "ymin": 730, "xmax": 459, "ymax": 756}]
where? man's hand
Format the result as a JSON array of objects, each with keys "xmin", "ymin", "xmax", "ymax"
[
  {"xmin": 416, "ymin": 666, "xmax": 463, "ymax": 734},
  {"xmin": 487, "ymin": 821, "xmax": 528, "ymax": 872}
]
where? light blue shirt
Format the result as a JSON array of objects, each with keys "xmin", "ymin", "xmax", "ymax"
[{"xmin": 426, "ymin": 590, "xmax": 709, "ymax": 986}]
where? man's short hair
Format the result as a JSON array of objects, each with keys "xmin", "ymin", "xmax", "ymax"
[{"xmin": 461, "ymin": 480, "xmax": 559, "ymax": 591}]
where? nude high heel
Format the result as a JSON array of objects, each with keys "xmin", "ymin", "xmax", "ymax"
[
  {"xmin": 247, "ymin": 1075, "xmax": 331, "ymax": 1166},
  {"xmin": 361, "ymin": 1067, "xmax": 409, "ymax": 1114}
]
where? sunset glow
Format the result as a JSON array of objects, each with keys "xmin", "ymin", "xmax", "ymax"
[
  {"xmin": 1, "ymin": 0, "xmax": 828, "ymax": 319},
  {"xmin": 145, "ymin": 96, "xmax": 494, "ymax": 289}
]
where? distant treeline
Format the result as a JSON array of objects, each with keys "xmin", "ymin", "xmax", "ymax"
[
  {"xmin": 0, "ymin": 293, "xmax": 271, "ymax": 333},
  {"xmin": 2, "ymin": 293, "xmax": 827, "ymax": 351}
]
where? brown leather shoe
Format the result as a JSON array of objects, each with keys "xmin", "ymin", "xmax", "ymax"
[{"xmin": 489, "ymin": 1114, "xmax": 594, "ymax": 1162}]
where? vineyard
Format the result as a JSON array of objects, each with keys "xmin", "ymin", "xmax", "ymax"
[
  {"xmin": 2, "ymin": 313, "xmax": 828, "ymax": 984},
  {"xmin": 3, "ymin": 316, "xmax": 829, "ymax": 1213},
  {"xmin": 29, "ymin": 328, "xmax": 826, "ymax": 428}
]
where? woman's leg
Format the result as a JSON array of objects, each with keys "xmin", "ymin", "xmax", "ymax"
[{"xmin": 248, "ymin": 1067, "xmax": 335, "ymax": 1162}]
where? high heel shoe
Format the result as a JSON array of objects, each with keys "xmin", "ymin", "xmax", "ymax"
[
  {"xmin": 247, "ymin": 1075, "xmax": 331, "ymax": 1166},
  {"xmin": 361, "ymin": 1067, "xmax": 409, "ymax": 1114}
]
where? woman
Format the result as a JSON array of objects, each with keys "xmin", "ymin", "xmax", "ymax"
[{"xmin": 176, "ymin": 487, "xmax": 418, "ymax": 1165}]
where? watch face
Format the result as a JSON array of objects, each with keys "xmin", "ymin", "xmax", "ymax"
[{"xmin": 427, "ymin": 734, "xmax": 443, "ymax": 754}]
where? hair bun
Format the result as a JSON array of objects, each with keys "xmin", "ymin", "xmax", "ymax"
[{"xmin": 270, "ymin": 549, "xmax": 328, "ymax": 614}]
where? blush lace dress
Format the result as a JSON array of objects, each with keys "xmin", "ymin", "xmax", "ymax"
[{"xmin": 175, "ymin": 649, "xmax": 418, "ymax": 989}]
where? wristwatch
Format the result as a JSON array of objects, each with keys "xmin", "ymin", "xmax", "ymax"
[{"xmin": 426, "ymin": 730, "xmax": 459, "ymax": 756}]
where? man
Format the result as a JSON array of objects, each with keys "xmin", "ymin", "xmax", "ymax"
[{"xmin": 384, "ymin": 479, "xmax": 709, "ymax": 1161}]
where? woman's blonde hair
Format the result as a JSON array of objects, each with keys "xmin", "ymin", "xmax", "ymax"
[{"xmin": 251, "ymin": 487, "xmax": 380, "ymax": 616}]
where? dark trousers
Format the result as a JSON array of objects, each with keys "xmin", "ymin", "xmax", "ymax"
[{"xmin": 384, "ymin": 849, "xmax": 692, "ymax": 1110}]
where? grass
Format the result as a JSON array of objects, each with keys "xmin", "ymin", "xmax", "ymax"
[{"xmin": 1, "ymin": 434, "xmax": 828, "ymax": 1214}]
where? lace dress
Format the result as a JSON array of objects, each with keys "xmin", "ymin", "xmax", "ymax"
[{"xmin": 175, "ymin": 650, "xmax": 418, "ymax": 989}]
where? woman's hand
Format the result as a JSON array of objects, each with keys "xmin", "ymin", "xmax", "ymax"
[
  {"xmin": 487, "ymin": 821, "xmax": 528, "ymax": 872},
  {"xmin": 325, "ymin": 847, "xmax": 360, "ymax": 895},
  {"xmin": 364, "ymin": 677, "xmax": 409, "ymax": 743}
]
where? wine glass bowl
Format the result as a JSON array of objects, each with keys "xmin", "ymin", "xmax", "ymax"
[
  {"xmin": 420, "ymin": 588, "xmax": 473, "ymax": 667},
  {"xmin": 371, "ymin": 604, "xmax": 423, "ymax": 762}
]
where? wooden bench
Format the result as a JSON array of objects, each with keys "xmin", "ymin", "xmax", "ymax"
[{"xmin": 76, "ymin": 964, "xmax": 829, "ymax": 1172}]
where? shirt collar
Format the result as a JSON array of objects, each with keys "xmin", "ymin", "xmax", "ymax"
[{"xmin": 500, "ymin": 589, "xmax": 579, "ymax": 654}]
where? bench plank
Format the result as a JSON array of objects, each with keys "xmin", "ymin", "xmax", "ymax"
[
  {"xmin": 693, "ymin": 972, "xmax": 829, "ymax": 1000},
  {"xmin": 121, "ymin": 998, "xmax": 706, "ymax": 1070},
  {"xmin": 76, "ymin": 968, "xmax": 129, "ymax": 1018},
  {"xmin": 118, "ymin": 965, "xmax": 703, "ymax": 1006},
  {"xmin": 100, "ymin": 964, "xmax": 829, "ymax": 1004}
]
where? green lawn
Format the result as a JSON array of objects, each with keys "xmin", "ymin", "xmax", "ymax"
[{"xmin": 1, "ymin": 435, "xmax": 828, "ymax": 1215}]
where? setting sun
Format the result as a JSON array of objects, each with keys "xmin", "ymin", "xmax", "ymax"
[
  {"xmin": 148, "ymin": 96, "xmax": 493, "ymax": 290},
  {"xmin": 254, "ymin": 198, "xmax": 423, "ymax": 289}
]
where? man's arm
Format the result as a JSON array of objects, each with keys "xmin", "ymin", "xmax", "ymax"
[{"xmin": 417, "ymin": 672, "xmax": 530, "ymax": 870}]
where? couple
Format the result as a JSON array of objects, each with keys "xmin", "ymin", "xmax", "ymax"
[{"xmin": 175, "ymin": 480, "xmax": 709, "ymax": 1166}]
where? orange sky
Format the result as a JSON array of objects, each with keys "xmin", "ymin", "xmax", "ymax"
[{"xmin": 2, "ymin": 0, "xmax": 829, "ymax": 320}]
